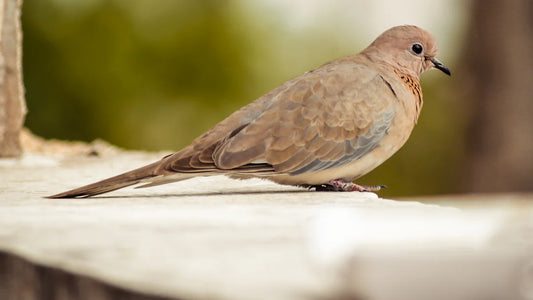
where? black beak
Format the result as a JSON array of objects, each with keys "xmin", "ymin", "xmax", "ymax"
[{"xmin": 430, "ymin": 57, "xmax": 451, "ymax": 76}]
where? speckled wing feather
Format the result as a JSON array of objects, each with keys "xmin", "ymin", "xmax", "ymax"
[{"xmin": 161, "ymin": 61, "xmax": 396, "ymax": 176}]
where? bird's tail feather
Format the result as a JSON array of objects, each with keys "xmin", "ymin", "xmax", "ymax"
[
  {"xmin": 46, "ymin": 162, "xmax": 161, "ymax": 199},
  {"xmin": 134, "ymin": 173, "xmax": 201, "ymax": 189},
  {"xmin": 47, "ymin": 161, "xmax": 275, "ymax": 198}
]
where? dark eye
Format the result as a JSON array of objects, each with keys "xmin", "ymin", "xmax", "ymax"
[{"xmin": 411, "ymin": 43, "xmax": 423, "ymax": 55}]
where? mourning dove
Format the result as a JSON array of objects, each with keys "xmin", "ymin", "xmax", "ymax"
[{"xmin": 48, "ymin": 25, "xmax": 450, "ymax": 198}]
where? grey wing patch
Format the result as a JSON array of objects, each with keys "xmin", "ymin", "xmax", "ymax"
[{"xmin": 290, "ymin": 109, "xmax": 394, "ymax": 175}]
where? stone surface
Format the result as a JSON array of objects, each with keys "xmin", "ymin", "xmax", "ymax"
[{"xmin": 1, "ymin": 150, "xmax": 532, "ymax": 300}]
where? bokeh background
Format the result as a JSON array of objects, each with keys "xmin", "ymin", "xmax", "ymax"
[{"xmin": 22, "ymin": 0, "xmax": 532, "ymax": 197}]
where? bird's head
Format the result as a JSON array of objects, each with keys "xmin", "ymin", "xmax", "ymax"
[{"xmin": 363, "ymin": 25, "xmax": 451, "ymax": 78}]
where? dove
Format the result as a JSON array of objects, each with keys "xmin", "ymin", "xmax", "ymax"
[{"xmin": 48, "ymin": 25, "xmax": 450, "ymax": 198}]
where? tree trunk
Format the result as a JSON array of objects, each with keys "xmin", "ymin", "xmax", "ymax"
[
  {"xmin": 461, "ymin": 0, "xmax": 533, "ymax": 192},
  {"xmin": 0, "ymin": 0, "xmax": 24, "ymax": 157}
]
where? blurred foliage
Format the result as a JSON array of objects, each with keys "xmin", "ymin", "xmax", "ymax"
[
  {"xmin": 24, "ymin": 0, "xmax": 257, "ymax": 150},
  {"xmin": 22, "ymin": 0, "xmax": 463, "ymax": 197}
]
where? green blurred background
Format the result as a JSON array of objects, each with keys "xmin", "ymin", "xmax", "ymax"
[{"xmin": 21, "ymin": 0, "xmax": 532, "ymax": 197}]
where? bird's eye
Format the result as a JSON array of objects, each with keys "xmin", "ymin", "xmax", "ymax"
[{"xmin": 411, "ymin": 43, "xmax": 423, "ymax": 55}]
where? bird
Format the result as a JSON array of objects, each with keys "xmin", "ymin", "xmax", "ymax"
[{"xmin": 48, "ymin": 25, "xmax": 450, "ymax": 198}]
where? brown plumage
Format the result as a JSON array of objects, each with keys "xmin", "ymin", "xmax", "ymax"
[{"xmin": 48, "ymin": 25, "xmax": 450, "ymax": 198}]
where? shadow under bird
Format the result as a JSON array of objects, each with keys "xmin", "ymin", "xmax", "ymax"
[{"xmin": 48, "ymin": 25, "xmax": 450, "ymax": 198}]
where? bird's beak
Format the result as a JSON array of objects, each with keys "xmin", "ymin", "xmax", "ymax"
[{"xmin": 430, "ymin": 57, "xmax": 451, "ymax": 76}]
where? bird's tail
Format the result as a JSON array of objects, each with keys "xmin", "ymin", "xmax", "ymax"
[{"xmin": 46, "ymin": 161, "xmax": 162, "ymax": 198}]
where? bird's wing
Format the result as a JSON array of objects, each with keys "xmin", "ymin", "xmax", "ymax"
[
  {"xmin": 199, "ymin": 62, "xmax": 398, "ymax": 175},
  {"xmin": 155, "ymin": 69, "xmax": 300, "ymax": 174}
]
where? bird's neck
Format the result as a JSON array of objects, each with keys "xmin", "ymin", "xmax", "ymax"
[
  {"xmin": 394, "ymin": 70, "xmax": 423, "ymax": 120},
  {"xmin": 354, "ymin": 51, "xmax": 424, "ymax": 121}
]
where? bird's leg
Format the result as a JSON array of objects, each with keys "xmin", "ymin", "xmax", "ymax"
[{"xmin": 311, "ymin": 179, "xmax": 386, "ymax": 192}]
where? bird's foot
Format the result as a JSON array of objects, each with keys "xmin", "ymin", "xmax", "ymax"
[{"xmin": 310, "ymin": 179, "xmax": 386, "ymax": 192}]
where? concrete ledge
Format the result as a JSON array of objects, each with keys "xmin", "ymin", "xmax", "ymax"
[
  {"xmin": 0, "ymin": 252, "xmax": 176, "ymax": 300},
  {"xmin": 1, "ymin": 151, "xmax": 532, "ymax": 300}
]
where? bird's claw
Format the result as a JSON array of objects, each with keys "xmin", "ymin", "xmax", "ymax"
[
  {"xmin": 309, "ymin": 184, "xmax": 337, "ymax": 191},
  {"xmin": 310, "ymin": 179, "xmax": 386, "ymax": 192}
]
